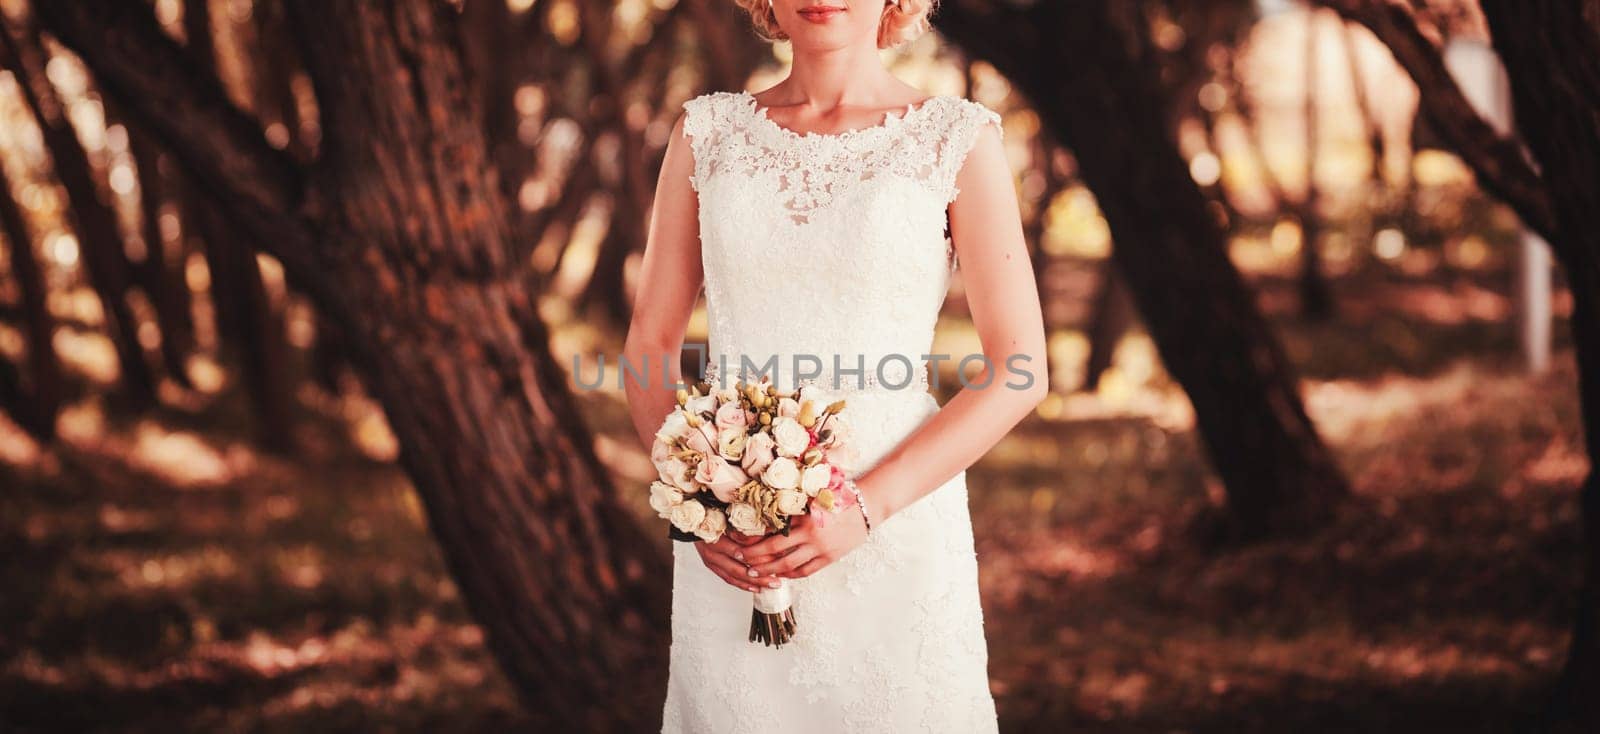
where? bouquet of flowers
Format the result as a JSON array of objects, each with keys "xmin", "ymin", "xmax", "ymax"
[{"xmin": 648, "ymin": 375, "xmax": 858, "ymax": 647}]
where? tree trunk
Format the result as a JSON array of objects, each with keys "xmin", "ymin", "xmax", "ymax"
[
  {"xmin": 579, "ymin": 225, "xmax": 639, "ymax": 325},
  {"xmin": 1300, "ymin": 8, "xmax": 1334, "ymax": 320},
  {"xmin": 251, "ymin": 1, "xmax": 350, "ymax": 397},
  {"xmin": 1339, "ymin": 20, "xmax": 1387, "ymax": 199},
  {"xmin": 937, "ymin": 0, "xmax": 1349, "ymax": 536},
  {"xmin": 1021, "ymin": 126, "xmax": 1064, "ymax": 360},
  {"xmin": 281, "ymin": 4, "xmax": 670, "ymax": 723},
  {"xmin": 38, "ymin": 1, "xmax": 672, "ymax": 727},
  {"xmin": 683, "ymin": 0, "xmax": 771, "ymax": 94},
  {"xmin": 1084, "ymin": 266, "xmax": 1135, "ymax": 392},
  {"xmin": 460, "ymin": 0, "xmax": 518, "ymax": 171},
  {"xmin": 0, "ymin": 18, "xmax": 157, "ymax": 410},
  {"xmin": 180, "ymin": 0, "xmax": 295, "ymax": 450},
  {"xmin": 1476, "ymin": 4, "xmax": 1600, "ymax": 729},
  {"xmin": 248, "ymin": 0, "xmax": 310, "ymax": 159},
  {"xmin": 0, "ymin": 149, "xmax": 61, "ymax": 439},
  {"xmin": 187, "ymin": 183, "xmax": 295, "ymax": 450},
  {"xmin": 568, "ymin": 0, "xmax": 679, "ymax": 330},
  {"xmin": 124, "ymin": 112, "xmax": 198, "ymax": 388}
]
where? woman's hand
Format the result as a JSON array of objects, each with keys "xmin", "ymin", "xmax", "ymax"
[
  {"xmin": 694, "ymin": 534, "xmax": 783, "ymax": 592},
  {"xmin": 739, "ymin": 507, "xmax": 869, "ymax": 579}
]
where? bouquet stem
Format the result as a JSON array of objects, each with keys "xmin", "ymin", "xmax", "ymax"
[{"xmin": 748, "ymin": 581, "xmax": 797, "ymax": 647}]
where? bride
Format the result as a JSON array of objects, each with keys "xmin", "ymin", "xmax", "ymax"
[{"xmin": 623, "ymin": 0, "xmax": 1046, "ymax": 731}]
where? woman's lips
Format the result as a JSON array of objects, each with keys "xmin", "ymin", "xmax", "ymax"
[{"xmin": 797, "ymin": 5, "xmax": 845, "ymax": 23}]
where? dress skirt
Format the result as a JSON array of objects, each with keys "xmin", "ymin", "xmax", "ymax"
[{"xmin": 660, "ymin": 390, "xmax": 999, "ymax": 733}]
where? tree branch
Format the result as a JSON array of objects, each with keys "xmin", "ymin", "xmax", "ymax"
[{"xmin": 1314, "ymin": 0, "xmax": 1560, "ymax": 245}]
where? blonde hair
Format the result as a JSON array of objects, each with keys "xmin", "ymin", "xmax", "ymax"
[{"xmin": 735, "ymin": 0, "xmax": 938, "ymax": 49}]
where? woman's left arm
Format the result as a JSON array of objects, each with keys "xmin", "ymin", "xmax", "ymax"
[
  {"xmin": 741, "ymin": 119, "xmax": 1048, "ymax": 577},
  {"xmin": 853, "ymin": 118, "xmax": 1048, "ymax": 523}
]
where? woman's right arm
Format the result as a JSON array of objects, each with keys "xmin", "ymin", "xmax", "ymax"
[
  {"xmin": 623, "ymin": 111, "xmax": 703, "ymax": 451},
  {"xmin": 623, "ymin": 108, "xmax": 782, "ymax": 593}
]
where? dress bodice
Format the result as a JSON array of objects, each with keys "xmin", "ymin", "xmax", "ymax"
[{"xmin": 681, "ymin": 89, "xmax": 1003, "ymax": 391}]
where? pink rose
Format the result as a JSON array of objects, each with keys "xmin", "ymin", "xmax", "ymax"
[
  {"xmin": 741, "ymin": 432, "xmax": 777, "ymax": 477},
  {"xmin": 827, "ymin": 464, "xmax": 846, "ymax": 491},
  {"xmin": 696, "ymin": 453, "xmax": 747, "ymax": 502},
  {"xmin": 658, "ymin": 457, "xmax": 692, "ymax": 488},
  {"xmin": 714, "ymin": 401, "xmax": 749, "ymax": 431},
  {"xmin": 682, "ymin": 424, "xmax": 712, "ymax": 456}
]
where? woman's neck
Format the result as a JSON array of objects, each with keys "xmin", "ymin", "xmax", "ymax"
[{"xmin": 766, "ymin": 43, "xmax": 905, "ymax": 108}]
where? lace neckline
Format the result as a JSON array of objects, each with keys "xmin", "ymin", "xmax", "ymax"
[{"xmin": 738, "ymin": 89, "xmax": 952, "ymax": 145}]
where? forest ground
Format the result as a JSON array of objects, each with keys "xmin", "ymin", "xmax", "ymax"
[{"xmin": 0, "ymin": 256, "xmax": 1585, "ymax": 733}]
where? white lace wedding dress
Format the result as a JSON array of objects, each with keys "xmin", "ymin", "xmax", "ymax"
[{"xmin": 659, "ymin": 89, "xmax": 1004, "ymax": 733}]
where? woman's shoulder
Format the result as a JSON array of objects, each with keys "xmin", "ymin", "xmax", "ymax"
[
  {"xmin": 682, "ymin": 89, "xmax": 751, "ymax": 121},
  {"xmin": 679, "ymin": 92, "xmax": 754, "ymax": 189},
  {"xmin": 679, "ymin": 90, "xmax": 755, "ymax": 145},
  {"xmin": 929, "ymin": 95, "xmax": 1003, "ymax": 141}
]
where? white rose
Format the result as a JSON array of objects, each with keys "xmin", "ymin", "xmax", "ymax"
[
  {"xmin": 772, "ymin": 416, "xmax": 811, "ymax": 458},
  {"xmin": 669, "ymin": 499, "xmax": 707, "ymax": 533},
  {"xmin": 777, "ymin": 397, "xmax": 800, "ymax": 419},
  {"xmin": 761, "ymin": 456, "xmax": 800, "ymax": 490},
  {"xmin": 714, "ymin": 386, "xmax": 739, "ymax": 403},
  {"xmin": 695, "ymin": 506, "xmax": 727, "ymax": 543},
  {"xmin": 648, "ymin": 481, "xmax": 682, "ymax": 518},
  {"xmin": 727, "ymin": 502, "xmax": 765, "ymax": 536},
  {"xmin": 717, "ymin": 427, "xmax": 747, "ymax": 461},
  {"xmin": 775, "ymin": 489, "xmax": 808, "ymax": 516},
  {"xmin": 655, "ymin": 410, "xmax": 689, "ymax": 443},
  {"xmin": 685, "ymin": 394, "xmax": 717, "ymax": 418},
  {"xmin": 800, "ymin": 464, "xmax": 832, "ymax": 496},
  {"xmin": 797, "ymin": 384, "xmax": 824, "ymax": 406},
  {"xmin": 824, "ymin": 413, "xmax": 852, "ymax": 444}
]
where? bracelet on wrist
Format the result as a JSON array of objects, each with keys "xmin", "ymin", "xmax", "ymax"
[{"xmin": 843, "ymin": 477, "xmax": 873, "ymax": 534}]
